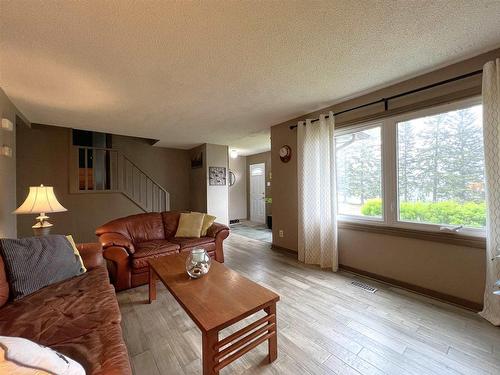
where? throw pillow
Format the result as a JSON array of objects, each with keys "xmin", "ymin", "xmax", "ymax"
[
  {"xmin": 0, "ymin": 235, "xmax": 85, "ymax": 300},
  {"xmin": 175, "ymin": 212, "xmax": 205, "ymax": 238},
  {"xmin": 0, "ymin": 336, "xmax": 85, "ymax": 375},
  {"xmin": 200, "ymin": 214, "xmax": 216, "ymax": 236},
  {"xmin": 65, "ymin": 235, "xmax": 87, "ymax": 273}
]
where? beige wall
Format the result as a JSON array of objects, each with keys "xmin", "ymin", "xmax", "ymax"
[
  {"xmin": 206, "ymin": 144, "xmax": 229, "ymax": 225},
  {"xmin": 270, "ymin": 49, "xmax": 500, "ymax": 305},
  {"xmin": 16, "ymin": 123, "xmax": 191, "ymax": 242},
  {"xmin": 113, "ymin": 135, "xmax": 190, "ymax": 210},
  {"xmin": 247, "ymin": 151, "xmax": 272, "ymax": 220},
  {"xmin": 229, "ymin": 154, "xmax": 247, "ymax": 221},
  {"xmin": 0, "ymin": 88, "xmax": 28, "ymax": 238},
  {"xmin": 339, "ymin": 230, "xmax": 485, "ymax": 304},
  {"xmin": 270, "ymin": 125, "xmax": 297, "ymax": 249}
]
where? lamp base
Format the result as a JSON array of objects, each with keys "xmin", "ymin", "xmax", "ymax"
[
  {"xmin": 32, "ymin": 215, "xmax": 53, "ymax": 236},
  {"xmin": 33, "ymin": 226, "xmax": 52, "ymax": 236}
]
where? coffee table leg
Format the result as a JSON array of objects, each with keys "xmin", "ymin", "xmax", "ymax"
[
  {"xmin": 202, "ymin": 329, "xmax": 219, "ymax": 375},
  {"xmin": 265, "ymin": 303, "xmax": 277, "ymax": 363},
  {"xmin": 149, "ymin": 267, "xmax": 157, "ymax": 304}
]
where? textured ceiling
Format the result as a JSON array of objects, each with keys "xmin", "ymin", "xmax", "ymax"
[{"xmin": 1, "ymin": 1, "xmax": 500, "ymax": 155}]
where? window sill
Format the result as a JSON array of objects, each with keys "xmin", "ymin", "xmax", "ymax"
[{"xmin": 338, "ymin": 221, "xmax": 486, "ymax": 249}]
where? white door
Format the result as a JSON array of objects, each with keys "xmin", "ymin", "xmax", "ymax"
[{"xmin": 250, "ymin": 163, "xmax": 266, "ymax": 223}]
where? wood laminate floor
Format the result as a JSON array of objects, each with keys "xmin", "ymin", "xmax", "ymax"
[{"xmin": 118, "ymin": 233, "xmax": 500, "ymax": 375}]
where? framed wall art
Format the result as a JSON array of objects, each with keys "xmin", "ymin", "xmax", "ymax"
[{"xmin": 209, "ymin": 166, "xmax": 226, "ymax": 186}]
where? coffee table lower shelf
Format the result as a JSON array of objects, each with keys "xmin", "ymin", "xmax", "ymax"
[{"xmin": 149, "ymin": 267, "xmax": 278, "ymax": 375}]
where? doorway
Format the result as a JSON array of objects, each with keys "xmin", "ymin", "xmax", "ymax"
[{"xmin": 249, "ymin": 162, "xmax": 266, "ymax": 223}]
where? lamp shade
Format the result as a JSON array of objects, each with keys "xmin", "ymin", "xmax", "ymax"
[{"xmin": 14, "ymin": 185, "xmax": 67, "ymax": 214}]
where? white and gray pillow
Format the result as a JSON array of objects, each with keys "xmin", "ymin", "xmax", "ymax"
[
  {"xmin": 0, "ymin": 336, "xmax": 85, "ymax": 375},
  {"xmin": 0, "ymin": 235, "xmax": 85, "ymax": 300}
]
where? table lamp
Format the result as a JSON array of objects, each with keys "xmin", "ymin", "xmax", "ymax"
[{"xmin": 14, "ymin": 184, "xmax": 67, "ymax": 236}]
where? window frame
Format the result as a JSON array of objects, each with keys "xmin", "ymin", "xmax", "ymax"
[
  {"xmin": 335, "ymin": 96, "xmax": 486, "ymax": 239},
  {"xmin": 335, "ymin": 121, "xmax": 385, "ymax": 224}
]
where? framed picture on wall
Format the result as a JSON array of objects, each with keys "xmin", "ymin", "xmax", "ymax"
[
  {"xmin": 209, "ymin": 166, "xmax": 226, "ymax": 186},
  {"xmin": 191, "ymin": 152, "xmax": 203, "ymax": 169}
]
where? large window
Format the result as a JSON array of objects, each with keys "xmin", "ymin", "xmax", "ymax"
[
  {"xmin": 335, "ymin": 98, "xmax": 486, "ymax": 236},
  {"xmin": 336, "ymin": 125, "xmax": 383, "ymax": 219},
  {"xmin": 396, "ymin": 105, "xmax": 485, "ymax": 228}
]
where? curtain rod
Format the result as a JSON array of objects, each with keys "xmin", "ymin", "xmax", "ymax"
[{"xmin": 289, "ymin": 69, "xmax": 483, "ymax": 130}]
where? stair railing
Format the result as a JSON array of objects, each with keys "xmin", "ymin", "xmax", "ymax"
[{"xmin": 69, "ymin": 146, "xmax": 170, "ymax": 212}]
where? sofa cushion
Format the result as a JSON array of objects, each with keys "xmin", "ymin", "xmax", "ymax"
[
  {"xmin": 0, "ymin": 265, "xmax": 128, "ymax": 374},
  {"xmin": 169, "ymin": 237, "xmax": 214, "ymax": 249},
  {"xmin": 96, "ymin": 213, "xmax": 165, "ymax": 243},
  {"xmin": 0, "ymin": 235, "xmax": 85, "ymax": 300},
  {"xmin": 161, "ymin": 211, "xmax": 182, "ymax": 238},
  {"xmin": 131, "ymin": 240, "xmax": 179, "ymax": 269},
  {"xmin": 50, "ymin": 322, "xmax": 131, "ymax": 375},
  {"xmin": 0, "ymin": 256, "xmax": 8, "ymax": 308},
  {"xmin": 0, "ymin": 266, "xmax": 120, "ymax": 343}
]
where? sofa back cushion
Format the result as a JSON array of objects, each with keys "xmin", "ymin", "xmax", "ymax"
[
  {"xmin": 161, "ymin": 211, "xmax": 182, "ymax": 238},
  {"xmin": 0, "ymin": 255, "xmax": 9, "ymax": 308},
  {"xmin": 96, "ymin": 213, "xmax": 165, "ymax": 243},
  {"xmin": 0, "ymin": 235, "xmax": 85, "ymax": 300}
]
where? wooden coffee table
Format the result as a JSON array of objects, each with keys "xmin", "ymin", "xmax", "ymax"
[{"xmin": 148, "ymin": 253, "xmax": 279, "ymax": 375}]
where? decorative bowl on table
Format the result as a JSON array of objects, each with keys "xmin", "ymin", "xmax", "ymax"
[{"xmin": 185, "ymin": 248, "xmax": 211, "ymax": 278}]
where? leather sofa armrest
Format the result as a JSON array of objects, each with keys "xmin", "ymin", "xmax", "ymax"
[
  {"xmin": 98, "ymin": 232, "xmax": 135, "ymax": 254},
  {"xmin": 206, "ymin": 222, "xmax": 230, "ymax": 238},
  {"xmin": 207, "ymin": 222, "xmax": 229, "ymax": 263},
  {"xmin": 103, "ymin": 246, "xmax": 131, "ymax": 291},
  {"xmin": 77, "ymin": 243, "xmax": 104, "ymax": 270}
]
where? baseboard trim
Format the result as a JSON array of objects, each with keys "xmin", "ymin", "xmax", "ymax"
[
  {"xmin": 339, "ymin": 264, "xmax": 483, "ymax": 312},
  {"xmin": 271, "ymin": 244, "xmax": 297, "ymax": 256}
]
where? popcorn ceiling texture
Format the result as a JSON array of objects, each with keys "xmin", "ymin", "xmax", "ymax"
[{"xmin": 1, "ymin": 0, "xmax": 499, "ymax": 154}]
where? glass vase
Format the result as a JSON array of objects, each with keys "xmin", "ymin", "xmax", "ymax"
[{"xmin": 185, "ymin": 248, "xmax": 211, "ymax": 278}]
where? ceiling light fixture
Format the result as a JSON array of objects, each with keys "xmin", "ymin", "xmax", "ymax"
[{"xmin": 230, "ymin": 149, "xmax": 238, "ymax": 159}]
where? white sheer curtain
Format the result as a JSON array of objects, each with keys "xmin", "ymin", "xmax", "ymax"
[
  {"xmin": 480, "ymin": 58, "xmax": 500, "ymax": 326},
  {"xmin": 297, "ymin": 112, "xmax": 338, "ymax": 270}
]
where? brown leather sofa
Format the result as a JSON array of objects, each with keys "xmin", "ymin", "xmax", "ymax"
[
  {"xmin": 0, "ymin": 243, "xmax": 131, "ymax": 375},
  {"xmin": 95, "ymin": 211, "xmax": 230, "ymax": 291}
]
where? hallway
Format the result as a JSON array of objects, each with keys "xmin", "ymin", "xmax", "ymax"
[{"xmin": 230, "ymin": 220, "xmax": 272, "ymax": 243}]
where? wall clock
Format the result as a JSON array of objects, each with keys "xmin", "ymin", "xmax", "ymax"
[
  {"xmin": 228, "ymin": 170, "xmax": 236, "ymax": 186},
  {"xmin": 279, "ymin": 145, "xmax": 292, "ymax": 163}
]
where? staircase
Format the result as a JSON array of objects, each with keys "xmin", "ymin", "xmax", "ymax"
[{"xmin": 71, "ymin": 146, "xmax": 170, "ymax": 212}]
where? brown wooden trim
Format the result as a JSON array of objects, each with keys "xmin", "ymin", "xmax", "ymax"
[
  {"xmin": 271, "ymin": 244, "xmax": 297, "ymax": 255},
  {"xmin": 339, "ymin": 264, "xmax": 483, "ymax": 311},
  {"xmin": 339, "ymin": 222, "xmax": 486, "ymax": 249}
]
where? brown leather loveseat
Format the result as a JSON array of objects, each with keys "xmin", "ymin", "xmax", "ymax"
[
  {"xmin": 96, "ymin": 211, "xmax": 230, "ymax": 291},
  {"xmin": 0, "ymin": 243, "xmax": 131, "ymax": 375}
]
